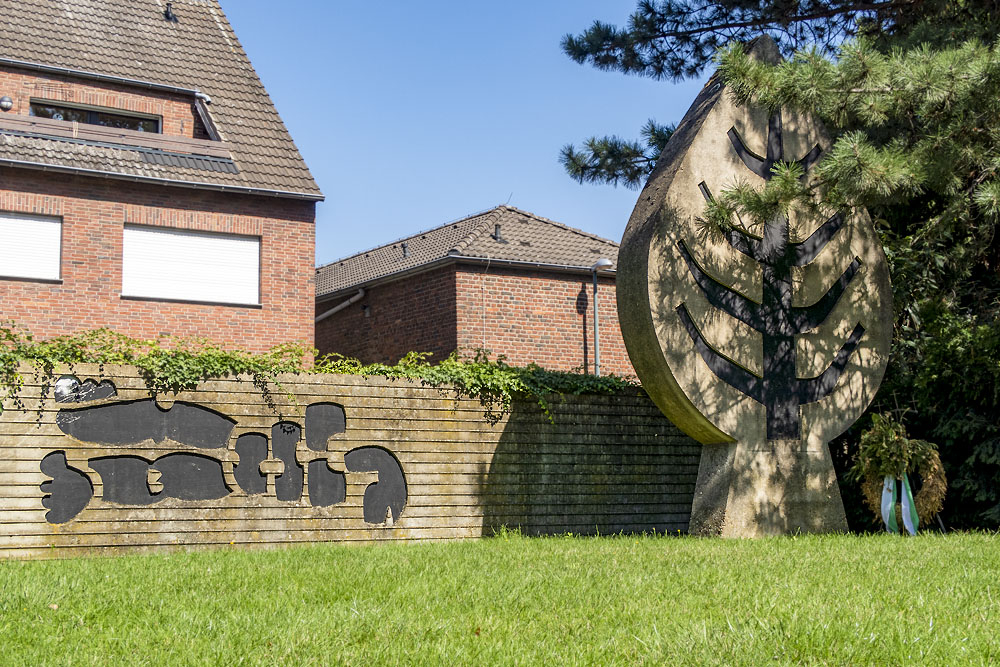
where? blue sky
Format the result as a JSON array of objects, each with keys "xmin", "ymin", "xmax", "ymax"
[{"xmin": 220, "ymin": 2, "xmax": 708, "ymax": 266}]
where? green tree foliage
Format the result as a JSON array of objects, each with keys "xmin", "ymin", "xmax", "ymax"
[
  {"xmin": 562, "ymin": 1, "xmax": 1000, "ymax": 526},
  {"xmin": 0, "ymin": 325, "xmax": 637, "ymax": 426},
  {"xmin": 714, "ymin": 37, "xmax": 1000, "ymax": 527},
  {"xmin": 560, "ymin": 120, "xmax": 674, "ymax": 189},
  {"xmin": 561, "ymin": 0, "xmax": 1000, "ymax": 187}
]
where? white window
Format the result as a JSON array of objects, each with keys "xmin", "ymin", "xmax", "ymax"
[
  {"xmin": 122, "ymin": 225, "xmax": 260, "ymax": 305},
  {"xmin": 0, "ymin": 212, "xmax": 62, "ymax": 281}
]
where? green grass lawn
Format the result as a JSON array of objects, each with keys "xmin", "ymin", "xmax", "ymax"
[{"xmin": 1, "ymin": 532, "xmax": 997, "ymax": 665}]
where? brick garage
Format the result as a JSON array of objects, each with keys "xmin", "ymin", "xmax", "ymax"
[
  {"xmin": 1, "ymin": 0, "xmax": 322, "ymax": 350},
  {"xmin": 316, "ymin": 206, "xmax": 636, "ymax": 377}
]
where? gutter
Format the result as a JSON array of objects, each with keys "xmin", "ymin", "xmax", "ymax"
[
  {"xmin": 316, "ymin": 254, "xmax": 616, "ymax": 303},
  {"xmin": 446, "ymin": 253, "xmax": 617, "ymax": 276},
  {"xmin": 315, "ymin": 288, "xmax": 365, "ymax": 323},
  {"xmin": 0, "ymin": 157, "xmax": 325, "ymax": 201},
  {"xmin": 0, "ymin": 57, "xmax": 206, "ymax": 98}
]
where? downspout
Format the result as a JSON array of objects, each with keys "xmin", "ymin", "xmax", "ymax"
[{"xmin": 315, "ymin": 288, "xmax": 365, "ymax": 323}]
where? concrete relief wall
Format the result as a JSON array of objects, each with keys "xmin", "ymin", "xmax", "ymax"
[{"xmin": 0, "ymin": 365, "xmax": 700, "ymax": 558}]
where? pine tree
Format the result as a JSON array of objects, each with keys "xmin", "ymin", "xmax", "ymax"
[
  {"xmin": 562, "ymin": 1, "xmax": 1000, "ymax": 527},
  {"xmin": 561, "ymin": 1, "xmax": 1000, "ymax": 188}
]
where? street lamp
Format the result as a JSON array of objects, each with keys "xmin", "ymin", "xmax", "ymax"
[{"xmin": 590, "ymin": 257, "xmax": 614, "ymax": 375}]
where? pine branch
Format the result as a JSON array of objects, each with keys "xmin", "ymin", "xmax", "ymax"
[
  {"xmin": 562, "ymin": 0, "xmax": 924, "ymax": 81},
  {"xmin": 561, "ymin": 121, "xmax": 675, "ymax": 189}
]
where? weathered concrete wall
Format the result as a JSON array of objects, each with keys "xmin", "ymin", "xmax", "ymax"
[{"xmin": 0, "ymin": 365, "xmax": 700, "ymax": 558}]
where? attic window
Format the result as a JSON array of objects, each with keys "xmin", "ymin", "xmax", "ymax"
[{"xmin": 29, "ymin": 101, "xmax": 160, "ymax": 133}]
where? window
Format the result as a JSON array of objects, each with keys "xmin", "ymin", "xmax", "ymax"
[
  {"xmin": 122, "ymin": 226, "xmax": 260, "ymax": 305},
  {"xmin": 0, "ymin": 212, "xmax": 61, "ymax": 281},
  {"xmin": 30, "ymin": 101, "xmax": 160, "ymax": 133}
]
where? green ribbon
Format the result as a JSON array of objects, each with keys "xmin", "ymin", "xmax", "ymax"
[{"xmin": 881, "ymin": 474, "xmax": 919, "ymax": 535}]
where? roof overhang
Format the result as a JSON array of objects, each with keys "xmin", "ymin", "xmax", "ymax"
[
  {"xmin": 0, "ymin": 158, "xmax": 325, "ymax": 201},
  {"xmin": 316, "ymin": 254, "xmax": 616, "ymax": 303}
]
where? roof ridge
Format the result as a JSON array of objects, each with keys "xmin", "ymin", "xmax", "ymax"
[
  {"xmin": 315, "ymin": 205, "xmax": 504, "ymax": 271},
  {"xmin": 499, "ymin": 205, "xmax": 620, "ymax": 247},
  {"xmin": 449, "ymin": 207, "xmax": 506, "ymax": 255}
]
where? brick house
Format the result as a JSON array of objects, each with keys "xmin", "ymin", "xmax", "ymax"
[
  {"xmin": 0, "ymin": 0, "xmax": 322, "ymax": 351},
  {"xmin": 315, "ymin": 206, "xmax": 635, "ymax": 377}
]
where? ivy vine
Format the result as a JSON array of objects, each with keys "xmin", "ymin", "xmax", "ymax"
[{"xmin": 0, "ymin": 324, "xmax": 639, "ymax": 423}]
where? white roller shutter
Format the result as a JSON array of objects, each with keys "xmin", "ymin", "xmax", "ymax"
[
  {"xmin": 0, "ymin": 212, "xmax": 62, "ymax": 281},
  {"xmin": 122, "ymin": 225, "xmax": 260, "ymax": 305}
]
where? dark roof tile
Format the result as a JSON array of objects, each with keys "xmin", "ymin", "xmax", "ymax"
[
  {"xmin": 315, "ymin": 206, "xmax": 619, "ymax": 298},
  {"xmin": 0, "ymin": 0, "xmax": 321, "ymax": 198}
]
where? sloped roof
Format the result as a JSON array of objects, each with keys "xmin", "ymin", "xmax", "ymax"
[
  {"xmin": 316, "ymin": 206, "xmax": 620, "ymax": 299},
  {"xmin": 0, "ymin": 0, "xmax": 321, "ymax": 199}
]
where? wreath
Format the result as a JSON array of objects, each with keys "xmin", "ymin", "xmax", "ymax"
[{"xmin": 850, "ymin": 414, "xmax": 947, "ymax": 529}]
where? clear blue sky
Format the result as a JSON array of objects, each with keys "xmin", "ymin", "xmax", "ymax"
[{"xmin": 220, "ymin": 2, "xmax": 708, "ymax": 266}]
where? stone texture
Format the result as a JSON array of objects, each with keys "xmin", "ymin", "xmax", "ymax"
[
  {"xmin": 1, "ymin": 364, "xmax": 701, "ymax": 559},
  {"xmin": 618, "ymin": 37, "xmax": 891, "ymax": 536}
]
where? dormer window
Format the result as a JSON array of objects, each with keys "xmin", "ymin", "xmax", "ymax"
[{"xmin": 29, "ymin": 100, "xmax": 160, "ymax": 133}]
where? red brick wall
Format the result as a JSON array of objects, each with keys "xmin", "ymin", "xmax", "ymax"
[
  {"xmin": 455, "ymin": 265, "xmax": 635, "ymax": 377},
  {"xmin": 0, "ymin": 67, "xmax": 206, "ymax": 138},
  {"xmin": 315, "ymin": 262, "xmax": 636, "ymax": 377},
  {"xmin": 315, "ymin": 266, "xmax": 457, "ymax": 364},
  {"xmin": 0, "ymin": 169, "xmax": 315, "ymax": 352}
]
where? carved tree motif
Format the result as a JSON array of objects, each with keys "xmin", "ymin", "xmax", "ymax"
[{"xmin": 676, "ymin": 112, "xmax": 864, "ymax": 440}]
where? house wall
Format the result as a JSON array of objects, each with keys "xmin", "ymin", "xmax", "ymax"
[
  {"xmin": 316, "ymin": 264, "xmax": 637, "ymax": 377},
  {"xmin": 0, "ymin": 67, "xmax": 207, "ymax": 137},
  {"xmin": 455, "ymin": 265, "xmax": 636, "ymax": 377},
  {"xmin": 315, "ymin": 265, "xmax": 458, "ymax": 364},
  {"xmin": 0, "ymin": 168, "xmax": 316, "ymax": 351}
]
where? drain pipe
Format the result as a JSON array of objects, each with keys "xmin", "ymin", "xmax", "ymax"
[
  {"xmin": 315, "ymin": 288, "xmax": 365, "ymax": 323},
  {"xmin": 590, "ymin": 258, "xmax": 614, "ymax": 375}
]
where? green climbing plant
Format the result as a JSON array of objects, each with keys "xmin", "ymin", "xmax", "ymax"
[{"xmin": 0, "ymin": 323, "xmax": 639, "ymax": 423}]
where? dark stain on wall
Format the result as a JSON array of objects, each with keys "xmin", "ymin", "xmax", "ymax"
[
  {"xmin": 89, "ymin": 453, "xmax": 229, "ymax": 505},
  {"xmin": 272, "ymin": 421, "xmax": 304, "ymax": 502},
  {"xmin": 308, "ymin": 459, "xmax": 347, "ymax": 507}
]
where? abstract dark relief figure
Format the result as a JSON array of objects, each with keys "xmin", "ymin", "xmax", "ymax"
[
  {"xmin": 88, "ymin": 453, "xmax": 229, "ymax": 504},
  {"xmin": 345, "ymin": 447, "xmax": 407, "ymax": 524},
  {"xmin": 40, "ymin": 395, "xmax": 406, "ymax": 526},
  {"xmin": 56, "ymin": 399, "xmax": 235, "ymax": 449},
  {"xmin": 676, "ymin": 112, "xmax": 864, "ymax": 440},
  {"xmin": 39, "ymin": 451, "xmax": 93, "ymax": 524}
]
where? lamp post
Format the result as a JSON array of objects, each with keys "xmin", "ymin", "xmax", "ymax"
[{"xmin": 590, "ymin": 258, "xmax": 614, "ymax": 375}]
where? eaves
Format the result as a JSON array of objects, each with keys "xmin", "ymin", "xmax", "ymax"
[
  {"xmin": 0, "ymin": 157, "xmax": 325, "ymax": 201},
  {"xmin": 316, "ymin": 253, "xmax": 616, "ymax": 304}
]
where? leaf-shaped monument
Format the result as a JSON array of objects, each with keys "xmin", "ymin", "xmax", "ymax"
[{"xmin": 617, "ymin": 36, "xmax": 892, "ymax": 537}]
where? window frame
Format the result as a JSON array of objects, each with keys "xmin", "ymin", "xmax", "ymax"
[
  {"xmin": 0, "ymin": 211, "xmax": 63, "ymax": 283},
  {"xmin": 120, "ymin": 224, "xmax": 263, "ymax": 308},
  {"xmin": 29, "ymin": 99, "xmax": 162, "ymax": 134}
]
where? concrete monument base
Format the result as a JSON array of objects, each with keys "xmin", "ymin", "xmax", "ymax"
[{"xmin": 689, "ymin": 439, "xmax": 848, "ymax": 537}]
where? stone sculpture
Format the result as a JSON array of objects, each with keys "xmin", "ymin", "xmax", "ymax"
[{"xmin": 618, "ymin": 37, "xmax": 892, "ymax": 536}]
